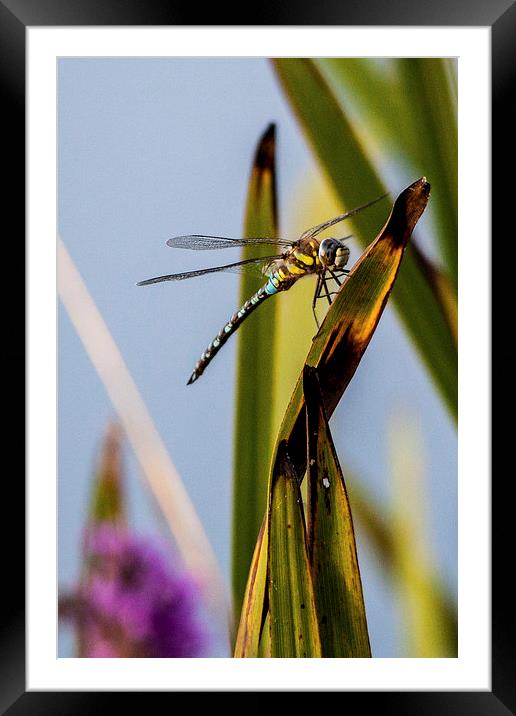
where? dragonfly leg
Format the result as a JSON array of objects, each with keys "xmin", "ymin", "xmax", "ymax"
[
  {"xmin": 321, "ymin": 275, "xmax": 332, "ymax": 305},
  {"xmin": 312, "ymin": 272, "xmax": 333, "ymax": 335},
  {"xmin": 314, "ymin": 272, "xmax": 333, "ymax": 304},
  {"xmin": 328, "ymin": 267, "xmax": 349, "ymax": 287},
  {"xmin": 312, "ymin": 274, "xmax": 322, "ymax": 328},
  {"xmin": 314, "ymin": 269, "xmax": 350, "ymax": 306}
]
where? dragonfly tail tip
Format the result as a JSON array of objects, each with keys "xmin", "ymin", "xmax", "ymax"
[{"xmin": 186, "ymin": 372, "xmax": 198, "ymax": 386}]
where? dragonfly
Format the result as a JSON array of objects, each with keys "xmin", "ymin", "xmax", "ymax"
[{"xmin": 137, "ymin": 193, "xmax": 388, "ymax": 385}]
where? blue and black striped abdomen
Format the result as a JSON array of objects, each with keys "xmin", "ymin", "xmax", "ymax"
[
  {"xmin": 186, "ymin": 249, "xmax": 317, "ymax": 384},
  {"xmin": 187, "ymin": 284, "xmax": 272, "ymax": 384}
]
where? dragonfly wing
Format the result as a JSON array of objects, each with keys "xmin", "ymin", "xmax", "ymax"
[
  {"xmin": 166, "ymin": 234, "xmax": 292, "ymax": 250},
  {"xmin": 136, "ymin": 254, "xmax": 281, "ymax": 286},
  {"xmin": 299, "ymin": 192, "xmax": 389, "ymax": 240}
]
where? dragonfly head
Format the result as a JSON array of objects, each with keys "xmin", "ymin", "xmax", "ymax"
[{"xmin": 318, "ymin": 238, "xmax": 350, "ymax": 269}]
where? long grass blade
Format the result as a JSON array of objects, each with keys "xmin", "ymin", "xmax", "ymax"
[
  {"xmin": 232, "ymin": 123, "xmax": 280, "ymax": 619},
  {"xmin": 393, "ymin": 59, "xmax": 458, "ymax": 285}
]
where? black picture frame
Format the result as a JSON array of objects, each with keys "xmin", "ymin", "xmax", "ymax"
[{"xmin": 3, "ymin": 0, "xmax": 506, "ymax": 709}]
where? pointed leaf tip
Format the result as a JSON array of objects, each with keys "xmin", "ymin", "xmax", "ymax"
[
  {"xmin": 254, "ymin": 123, "xmax": 276, "ymax": 172},
  {"xmin": 383, "ymin": 177, "xmax": 431, "ymax": 248}
]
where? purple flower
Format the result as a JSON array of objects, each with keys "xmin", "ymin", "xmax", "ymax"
[{"xmin": 61, "ymin": 525, "xmax": 208, "ymax": 657}]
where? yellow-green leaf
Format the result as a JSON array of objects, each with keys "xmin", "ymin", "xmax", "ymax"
[
  {"xmin": 233, "ymin": 515, "xmax": 269, "ymax": 657},
  {"xmin": 232, "ymin": 124, "xmax": 279, "ymax": 618}
]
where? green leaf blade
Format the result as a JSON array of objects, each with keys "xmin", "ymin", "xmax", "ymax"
[
  {"xmin": 268, "ymin": 442, "xmax": 321, "ymax": 657},
  {"xmin": 394, "ymin": 59, "xmax": 458, "ymax": 284},
  {"xmin": 304, "ymin": 367, "xmax": 371, "ymax": 657},
  {"xmin": 232, "ymin": 124, "xmax": 280, "ymax": 618}
]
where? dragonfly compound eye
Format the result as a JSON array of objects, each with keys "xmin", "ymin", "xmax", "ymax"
[
  {"xmin": 318, "ymin": 238, "xmax": 337, "ymax": 266},
  {"xmin": 335, "ymin": 245, "xmax": 350, "ymax": 269},
  {"xmin": 319, "ymin": 238, "xmax": 350, "ymax": 268}
]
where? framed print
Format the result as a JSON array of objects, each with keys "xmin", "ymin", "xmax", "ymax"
[{"xmin": 3, "ymin": 0, "xmax": 507, "ymax": 708}]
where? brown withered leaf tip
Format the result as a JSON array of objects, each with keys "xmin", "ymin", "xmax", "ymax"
[{"xmin": 387, "ymin": 177, "xmax": 431, "ymax": 247}]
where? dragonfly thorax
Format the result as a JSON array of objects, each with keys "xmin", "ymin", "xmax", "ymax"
[{"xmin": 318, "ymin": 238, "xmax": 350, "ymax": 270}]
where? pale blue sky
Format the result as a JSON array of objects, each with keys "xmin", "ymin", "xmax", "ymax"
[{"xmin": 58, "ymin": 58, "xmax": 457, "ymax": 657}]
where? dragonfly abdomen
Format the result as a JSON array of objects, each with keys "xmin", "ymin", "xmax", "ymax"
[
  {"xmin": 187, "ymin": 261, "xmax": 307, "ymax": 384},
  {"xmin": 187, "ymin": 284, "xmax": 273, "ymax": 385}
]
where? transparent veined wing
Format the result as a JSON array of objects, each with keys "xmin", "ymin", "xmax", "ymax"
[
  {"xmin": 299, "ymin": 193, "xmax": 389, "ymax": 241},
  {"xmin": 136, "ymin": 254, "xmax": 281, "ymax": 286},
  {"xmin": 166, "ymin": 234, "xmax": 293, "ymax": 250}
]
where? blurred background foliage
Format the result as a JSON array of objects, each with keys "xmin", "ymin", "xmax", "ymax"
[{"xmin": 59, "ymin": 57, "xmax": 457, "ymax": 659}]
